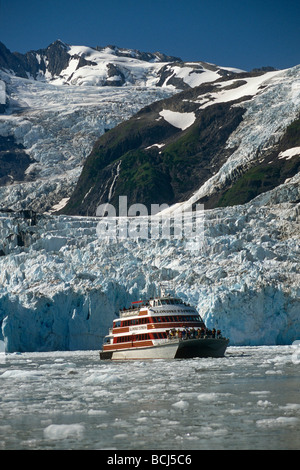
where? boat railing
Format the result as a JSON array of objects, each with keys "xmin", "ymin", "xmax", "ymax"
[
  {"xmin": 119, "ymin": 308, "xmax": 143, "ymax": 318},
  {"xmin": 167, "ymin": 329, "xmax": 225, "ymax": 341},
  {"xmin": 154, "ymin": 333, "xmax": 226, "ymax": 347}
]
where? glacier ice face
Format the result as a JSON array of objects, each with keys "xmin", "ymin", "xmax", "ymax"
[{"xmin": 0, "ymin": 183, "xmax": 299, "ymax": 351}]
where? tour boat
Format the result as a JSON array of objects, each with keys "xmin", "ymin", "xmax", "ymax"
[{"xmin": 100, "ymin": 294, "xmax": 229, "ymax": 360}]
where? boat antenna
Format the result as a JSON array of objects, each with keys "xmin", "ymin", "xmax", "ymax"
[{"xmin": 159, "ymin": 280, "xmax": 173, "ymax": 298}]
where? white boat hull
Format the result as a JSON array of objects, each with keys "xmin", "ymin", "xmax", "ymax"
[{"xmin": 100, "ymin": 337, "xmax": 229, "ymax": 360}]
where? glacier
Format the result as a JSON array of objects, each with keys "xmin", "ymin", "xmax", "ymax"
[
  {"xmin": 0, "ymin": 73, "xmax": 175, "ymax": 212},
  {"xmin": 0, "ymin": 175, "xmax": 299, "ymax": 352}
]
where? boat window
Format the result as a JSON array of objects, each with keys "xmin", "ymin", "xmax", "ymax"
[
  {"xmin": 116, "ymin": 335, "xmax": 132, "ymax": 343},
  {"xmin": 136, "ymin": 334, "xmax": 150, "ymax": 341}
]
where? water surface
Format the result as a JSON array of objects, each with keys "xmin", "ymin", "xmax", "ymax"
[{"xmin": 0, "ymin": 346, "xmax": 299, "ymax": 450}]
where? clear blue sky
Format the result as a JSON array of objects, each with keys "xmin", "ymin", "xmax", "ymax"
[{"xmin": 0, "ymin": 0, "xmax": 299, "ymax": 71}]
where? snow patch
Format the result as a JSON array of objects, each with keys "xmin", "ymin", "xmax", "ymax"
[
  {"xmin": 48, "ymin": 198, "xmax": 70, "ymax": 213},
  {"xmin": 145, "ymin": 143, "xmax": 165, "ymax": 150},
  {"xmin": 278, "ymin": 147, "xmax": 300, "ymax": 160},
  {"xmin": 159, "ymin": 109, "xmax": 196, "ymax": 130},
  {"xmin": 198, "ymin": 70, "xmax": 285, "ymax": 109}
]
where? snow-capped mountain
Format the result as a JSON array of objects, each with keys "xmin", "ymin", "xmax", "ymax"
[
  {"xmin": 0, "ymin": 40, "xmax": 243, "ymax": 213},
  {"xmin": 0, "ymin": 39, "xmax": 242, "ymax": 88}
]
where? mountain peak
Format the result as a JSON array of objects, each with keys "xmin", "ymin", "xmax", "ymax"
[
  {"xmin": 95, "ymin": 44, "xmax": 182, "ymax": 63},
  {"xmin": 47, "ymin": 39, "xmax": 69, "ymax": 51}
]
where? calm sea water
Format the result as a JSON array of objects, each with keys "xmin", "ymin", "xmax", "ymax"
[{"xmin": 0, "ymin": 346, "xmax": 299, "ymax": 450}]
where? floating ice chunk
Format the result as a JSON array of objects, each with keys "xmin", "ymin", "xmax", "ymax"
[
  {"xmin": 43, "ymin": 423, "xmax": 85, "ymax": 440},
  {"xmin": 197, "ymin": 392, "xmax": 224, "ymax": 401},
  {"xmin": 279, "ymin": 403, "xmax": 300, "ymax": 412},
  {"xmin": 39, "ymin": 362, "xmax": 77, "ymax": 370},
  {"xmin": 114, "ymin": 433, "xmax": 129, "ymax": 440},
  {"xmin": 87, "ymin": 409, "xmax": 107, "ymax": 415},
  {"xmin": 257, "ymin": 400, "xmax": 273, "ymax": 407},
  {"xmin": 0, "ymin": 369, "xmax": 42, "ymax": 380},
  {"xmin": 256, "ymin": 417, "xmax": 299, "ymax": 427},
  {"xmin": 84, "ymin": 372, "xmax": 121, "ymax": 385},
  {"xmin": 172, "ymin": 400, "xmax": 189, "ymax": 410},
  {"xmin": 265, "ymin": 369, "xmax": 283, "ymax": 375}
]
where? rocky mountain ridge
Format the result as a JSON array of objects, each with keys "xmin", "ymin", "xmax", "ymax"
[{"xmin": 0, "ymin": 40, "xmax": 241, "ymax": 89}]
